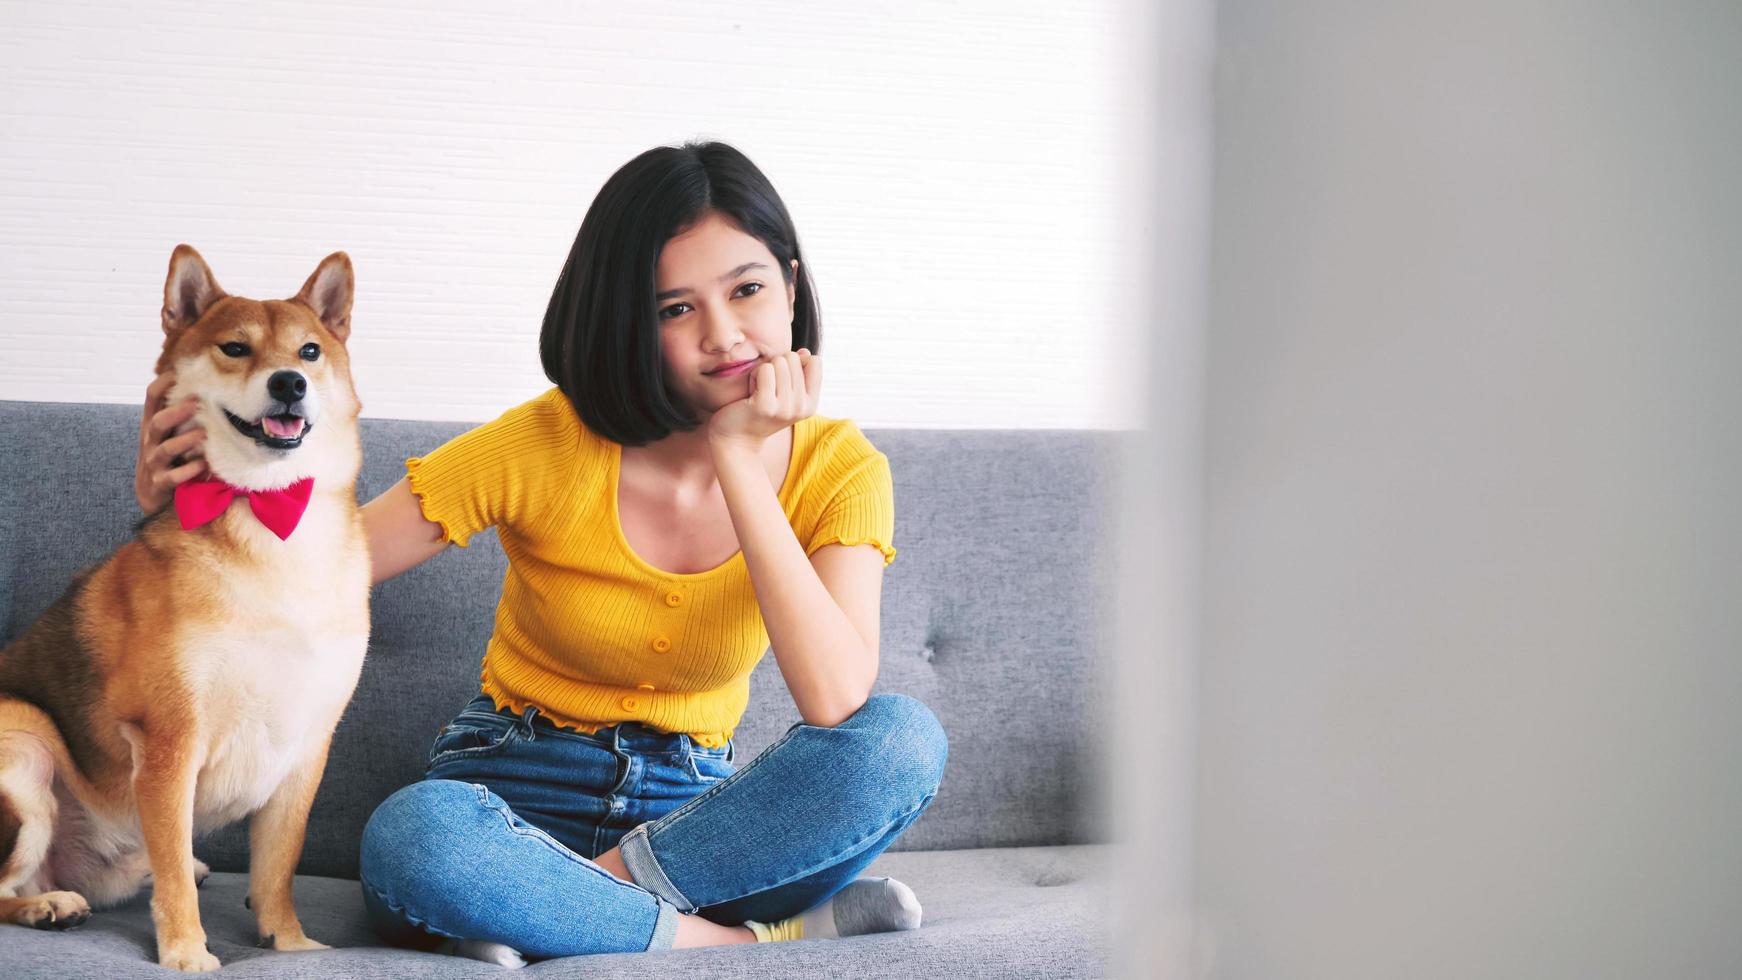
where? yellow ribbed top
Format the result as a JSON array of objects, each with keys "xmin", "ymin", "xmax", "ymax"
[{"xmin": 404, "ymin": 388, "xmax": 896, "ymax": 747}]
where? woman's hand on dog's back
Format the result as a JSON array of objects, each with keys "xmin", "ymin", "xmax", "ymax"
[{"xmin": 137, "ymin": 370, "xmax": 208, "ymax": 513}]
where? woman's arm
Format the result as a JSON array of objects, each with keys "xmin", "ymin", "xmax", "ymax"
[
  {"xmin": 714, "ymin": 443, "xmax": 883, "ymax": 728},
  {"xmin": 362, "ymin": 477, "xmax": 448, "ymax": 585},
  {"xmin": 706, "ymin": 350, "xmax": 881, "ymax": 728}
]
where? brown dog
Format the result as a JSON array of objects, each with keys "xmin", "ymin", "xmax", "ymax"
[{"xmin": 0, "ymin": 245, "xmax": 371, "ymax": 972}]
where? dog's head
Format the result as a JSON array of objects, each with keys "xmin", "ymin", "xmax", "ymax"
[{"xmin": 155, "ymin": 245, "xmax": 363, "ymax": 491}]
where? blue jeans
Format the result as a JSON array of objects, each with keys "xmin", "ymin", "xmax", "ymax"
[{"xmin": 357, "ymin": 692, "xmax": 948, "ymax": 958}]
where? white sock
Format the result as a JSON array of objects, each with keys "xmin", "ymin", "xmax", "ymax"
[
  {"xmin": 436, "ymin": 938, "xmax": 526, "ymax": 969},
  {"xmin": 747, "ymin": 876, "xmax": 923, "ymax": 942}
]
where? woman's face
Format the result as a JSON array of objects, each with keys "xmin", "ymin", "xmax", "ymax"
[{"xmin": 654, "ymin": 210, "xmax": 797, "ymax": 421}]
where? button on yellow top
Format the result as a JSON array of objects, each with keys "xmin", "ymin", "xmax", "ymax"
[
  {"xmin": 636, "ymin": 682, "xmax": 655, "ymax": 691},
  {"xmin": 665, "ymin": 592, "xmax": 683, "ymax": 607},
  {"xmin": 620, "ymin": 696, "xmax": 640, "ymax": 711},
  {"xmin": 652, "ymin": 636, "xmax": 672, "ymax": 653}
]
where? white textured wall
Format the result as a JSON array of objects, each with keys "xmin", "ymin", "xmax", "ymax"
[{"xmin": 0, "ymin": 0, "xmax": 1144, "ymax": 428}]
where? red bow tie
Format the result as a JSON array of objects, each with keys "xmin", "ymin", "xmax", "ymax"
[{"xmin": 174, "ymin": 476, "xmax": 314, "ymax": 541}]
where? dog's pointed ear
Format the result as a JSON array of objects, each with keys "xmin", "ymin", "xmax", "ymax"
[
  {"xmin": 162, "ymin": 245, "xmax": 227, "ymax": 335},
  {"xmin": 293, "ymin": 252, "xmax": 354, "ymax": 342}
]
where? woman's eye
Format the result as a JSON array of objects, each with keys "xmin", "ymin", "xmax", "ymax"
[
  {"xmin": 219, "ymin": 342, "xmax": 250, "ymax": 358},
  {"xmin": 299, "ymin": 343, "xmax": 321, "ymax": 361},
  {"xmin": 660, "ymin": 284, "xmax": 760, "ymax": 320}
]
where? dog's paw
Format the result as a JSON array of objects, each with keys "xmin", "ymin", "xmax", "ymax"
[
  {"xmin": 157, "ymin": 942, "xmax": 221, "ymax": 973},
  {"xmin": 262, "ymin": 931, "xmax": 331, "ymax": 952},
  {"xmin": 15, "ymin": 891, "xmax": 91, "ymax": 930},
  {"xmin": 142, "ymin": 857, "xmax": 209, "ymax": 888}
]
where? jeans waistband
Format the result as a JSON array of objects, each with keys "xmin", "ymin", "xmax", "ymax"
[{"xmin": 457, "ymin": 694, "xmax": 722, "ymax": 758}]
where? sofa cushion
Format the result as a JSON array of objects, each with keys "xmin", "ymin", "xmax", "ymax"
[{"xmin": 0, "ymin": 845, "xmax": 1110, "ymax": 978}]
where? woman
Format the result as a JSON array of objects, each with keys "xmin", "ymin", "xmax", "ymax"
[{"xmin": 135, "ymin": 140, "xmax": 947, "ymax": 963}]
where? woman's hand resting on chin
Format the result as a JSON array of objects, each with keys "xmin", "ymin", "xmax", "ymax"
[{"xmin": 705, "ymin": 349, "xmax": 821, "ymax": 454}]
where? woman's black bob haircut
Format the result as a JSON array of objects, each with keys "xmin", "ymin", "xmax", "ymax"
[{"xmin": 539, "ymin": 140, "xmax": 821, "ymax": 446}]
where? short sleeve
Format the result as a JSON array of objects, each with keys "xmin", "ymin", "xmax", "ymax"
[
  {"xmin": 404, "ymin": 390, "xmax": 581, "ymax": 548},
  {"xmin": 804, "ymin": 442, "xmax": 897, "ymax": 568}
]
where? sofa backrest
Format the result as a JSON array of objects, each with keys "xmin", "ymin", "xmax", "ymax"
[{"xmin": 0, "ymin": 400, "xmax": 1118, "ymax": 877}]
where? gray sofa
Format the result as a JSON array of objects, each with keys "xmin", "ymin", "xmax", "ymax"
[{"xmin": 0, "ymin": 400, "xmax": 1116, "ymax": 978}]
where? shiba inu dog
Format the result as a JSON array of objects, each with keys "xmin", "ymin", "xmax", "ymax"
[{"xmin": 0, "ymin": 245, "xmax": 371, "ymax": 972}]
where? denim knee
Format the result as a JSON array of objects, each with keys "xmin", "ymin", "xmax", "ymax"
[
  {"xmin": 359, "ymin": 779, "xmax": 477, "ymax": 899},
  {"xmin": 843, "ymin": 693, "xmax": 949, "ymax": 801}
]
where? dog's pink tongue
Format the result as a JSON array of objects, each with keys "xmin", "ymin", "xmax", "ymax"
[{"xmin": 262, "ymin": 416, "xmax": 305, "ymax": 439}]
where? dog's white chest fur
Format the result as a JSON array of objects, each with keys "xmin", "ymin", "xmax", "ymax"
[
  {"xmin": 180, "ymin": 499, "xmax": 368, "ymax": 833},
  {"xmin": 189, "ymin": 628, "xmax": 364, "ymax": 833}
]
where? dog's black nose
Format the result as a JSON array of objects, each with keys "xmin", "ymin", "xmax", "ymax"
[{"xmin": 267, "ymin": 370, "xmax": 307, "ymax": 404}]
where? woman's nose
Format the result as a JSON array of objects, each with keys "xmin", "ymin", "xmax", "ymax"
[{"xmin": 701, "ymin": 309, "xmax": 746, "ymax": 351}]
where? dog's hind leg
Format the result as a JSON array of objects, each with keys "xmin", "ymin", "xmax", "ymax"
[
  {"xmin": 0, "ymin": 890, "xmax": 92, "ymax": 930},
  {"xmin": 64, "ymin": 843, "xmax": 153, "ymax": 909},
  {"xmin": 0, "ymin": 698, "xmax": 104, "ymax": 815},
  {"xmin": 0, "ymin": 729, "xmax": 91, "ymax": 930}
]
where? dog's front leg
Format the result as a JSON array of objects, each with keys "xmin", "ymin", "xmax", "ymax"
[
  {"xmin": 134, "ymin": 726, "xmax": 218, "ymax": 973},
  {"xmin": 248, "ymin": 733, "xmax": 332, "ymax": 952}
]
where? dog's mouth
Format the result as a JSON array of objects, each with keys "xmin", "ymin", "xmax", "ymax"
[{"xmin": 224, "ymin": 409, "xmax": 312, "ymax": 450}]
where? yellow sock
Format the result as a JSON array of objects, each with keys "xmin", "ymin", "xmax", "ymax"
[{"xmin": 744, "ymin": 916, "xmax": 805, "ymax": 942}]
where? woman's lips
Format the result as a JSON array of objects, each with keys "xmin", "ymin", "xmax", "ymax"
[{"xmin": 707, "ymin": 359, "xmax": 758, "ymax": 378}]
